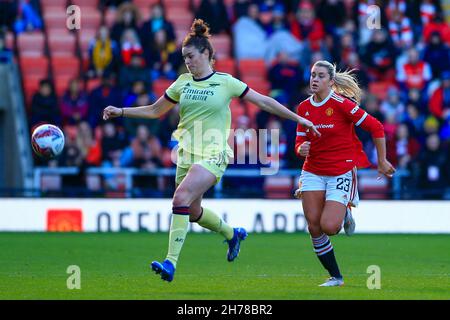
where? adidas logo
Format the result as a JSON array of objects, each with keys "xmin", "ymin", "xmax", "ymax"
[
  {"xmin": 175, "ymin": 237, "xmax": 184, "ymax": 243},
  {"xmin": 305, "ymin": 112, "xmax": 309, "ymax": 116},
  {"xmin": 185, "ymin": 83, "xmax": 191, "ymax": 87}
]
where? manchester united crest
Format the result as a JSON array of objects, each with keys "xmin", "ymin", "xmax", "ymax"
[{"xmin": 326, "ymin": 107, "xmax": 334, "ymax": 116}]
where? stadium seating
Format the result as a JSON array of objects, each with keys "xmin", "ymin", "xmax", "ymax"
[
  {"xmin": 359, "ymin": 175, "xmax": 389, "ymax": 199},
  {"xmin": 163, "ymin": 0, "xmax": 190, "ymax": 8},
  {"xmin": 369, "ymin": 81, "xmax": 394, "ymax": 101},
  {"xmin": 214, "ymin": 58, "xmax": 237, "ymax": 75},
  {"xmin": 43, "ymin": 8, "xmax": 68, "ymax": 31},
  {"xmin": 85, "ymin": 78, "xmax": 101, "ymax": 92},
  {"xmin": 22, "ymin": 75, "xmax": 43, "ymax": 107},
  {"xmin": 77, "ymin": 9, "xmax": 101, "ymax": 31},
  {"xmin": 54, "ymin": 75, "xmax": 75, "ymax": 97},
  {"xmin": 133, "ymin": 0, "xmax": 159, "ymax": 10},
  {"xmin": 9, "ymin": 0, "xmax": 444, "ymax": 201},
  {"xmin": 51, "ymin": 55, "xmax": 80, "ymax": 79},
  {"xmin": 5, "ymin": 31, "xmax": 14, "ymax": 50},
  {"xmin": 47, "ymin": 30, "xmax": 77, "ymax": 57},
  {"xmin": 243, "ymin": 78, "xmax": 270, "ymax": 96},
  {"xmin": 166, "ymin": 9, "xmax": 193, "ymax": 31},
  {"xmin": 211, "ymin": 34, "xmax": 232, "ymax": 60},
  {"xmin": 41, "ymin": 0, "xmax": 68, "ymax": 10},
  {"xmin": 19, "ymin": 57, "xmax": 49, "ymax": 78},
  {"xmin": 17, "ymin": 32, "xmax": 45, "ymax": 57},
  {"xmin": 263, "ymin": 176, "xmax": 294, "ymax": 199},
  {"xmin": 152, "ymin": 79, "xmax": 173, "ymax": 98},
  {"xmin": 238, "ymin": 59, "xmax": 267, "ymax": 78},
  {"xmin": 70, "ymin": 0, "xmax": 99, "ymax": 8}
]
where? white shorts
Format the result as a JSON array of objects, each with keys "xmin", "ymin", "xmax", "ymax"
[{"xmin": 299, "ymin": 168, "xmax": 359, "ymax": 207}]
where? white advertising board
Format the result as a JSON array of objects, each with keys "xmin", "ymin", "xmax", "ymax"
[{"xmin": 1, "ymin": 199, "xmax": 449, "ymax": 233}]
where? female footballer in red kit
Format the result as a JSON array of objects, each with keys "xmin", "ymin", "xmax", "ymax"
[{"xmin": 294, "ymin": 60, "xmax": 396, "ymax": 286}]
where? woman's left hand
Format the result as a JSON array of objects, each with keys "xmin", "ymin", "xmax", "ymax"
[{"xmin": 378, "ymin": 158, "xmax": 396, "ymax": 178}]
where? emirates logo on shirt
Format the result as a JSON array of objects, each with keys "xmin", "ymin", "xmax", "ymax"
[{"xmin": 326, "ymin": 107, "xmax": 334, "ymax": 116}]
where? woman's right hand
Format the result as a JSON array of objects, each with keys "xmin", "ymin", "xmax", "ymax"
[
  {"xmin": 298, "ymin": 141, "xmax": 311, "ymax": 157},
  {"xmin": 103, "ymin": 106, "xmax": 122, "ymax": 120}
]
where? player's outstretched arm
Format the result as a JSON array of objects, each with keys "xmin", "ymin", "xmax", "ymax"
[
  {"xmin": 243, "ymin": 88, "xmax": 321, "ymax": 136},
  {"xmin": 103, "ymin": 96, "xmax": 176, "ymax": 120},
  {"xmin": 373, "ymin": 137, "xmax": 396, "ymax": 178}
]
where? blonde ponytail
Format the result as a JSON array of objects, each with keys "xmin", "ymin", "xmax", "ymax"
[{"xmin": 313, "ymin": 60, "xmax": 362, "ymax": 104}]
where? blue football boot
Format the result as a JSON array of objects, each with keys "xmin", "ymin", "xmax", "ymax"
[
  {"xmin": 151, "ymin": 259, "xmax": 175, "ymax": 282},
  {"xmin": 226, "ymin": 227, "xmax": 248, "ymax": 262}
]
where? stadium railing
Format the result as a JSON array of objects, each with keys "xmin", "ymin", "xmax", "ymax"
[{"xmin": 29, "ymin": 167, "xmax": 411, "ymax": 199}]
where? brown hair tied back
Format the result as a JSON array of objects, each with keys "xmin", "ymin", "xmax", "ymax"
[{"xmin": 183, "ymin": 19, "xmax": 214, "ymax": 62}]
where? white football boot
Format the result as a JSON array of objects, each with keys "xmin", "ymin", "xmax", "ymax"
[
  {"xmin": 343, "ymin": 206, "xmax": 355, "ymax": 236},
  {"xmin": 319, "ymin": 277, "xmax": 345, "ymax": 287}
]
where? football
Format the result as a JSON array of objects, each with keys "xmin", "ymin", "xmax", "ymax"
[{"xmin": 31, "ymin": 124, "xmax": 65, "ymax": 159}]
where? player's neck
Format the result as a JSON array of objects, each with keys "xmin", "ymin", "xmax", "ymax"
[
  {"xmin": 192, "ymin": 67, "xmax": 214, "ymax": 80},
  {"xmin": 313, "ymin": 89, "xmax": 332, "ymax": 103}
]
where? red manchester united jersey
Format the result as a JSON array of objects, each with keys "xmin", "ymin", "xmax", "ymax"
[{"xmin": 295, "ymin": 90, "xmax": 385, "ymax": 176}]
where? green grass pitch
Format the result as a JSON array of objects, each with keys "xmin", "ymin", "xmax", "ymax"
[{"xmin": 0, "ymin": 232, "xmax": 449, "ymax": 300}]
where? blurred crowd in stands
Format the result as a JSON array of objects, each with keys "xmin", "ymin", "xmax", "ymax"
[{"xmin": 0, "ymin": 0, "xmax": 449, "ymax": 198}]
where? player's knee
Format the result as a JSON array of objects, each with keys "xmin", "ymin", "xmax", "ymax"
[
  {"xmin": 320, "ymin": 221, "xmax": 341, "ymax": 236},
  {"xmin": 172, "ymin": 188, "xmax": 192, "ymax": 207}
]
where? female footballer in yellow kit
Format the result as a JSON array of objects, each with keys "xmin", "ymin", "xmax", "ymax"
[{"xmin": 103, "ymin": 19, "xmax": 320, "ymax": 282}]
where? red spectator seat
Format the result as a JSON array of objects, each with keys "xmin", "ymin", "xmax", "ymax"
[
  {"xmin": 81, "ymin": 56, "xmax": 89, "ymax": 72},
  {"xmin": 211, "ymin": 33, "xmax": 231, "ymax": 60},
  {"xmin": 17, "ymin": 32, "xmax": 45, "ymax": 57},
  {"xmin": 166, "ymin": 9, "xmax": 193, "ymax": 31},
  {"xmin": 163, "ymin": 0, "xmax": 190, "ymax": 9},
  {"xmin": 359, "ymin": 174, "xmax": 389, "ymax": 199},
  {"xmin": 264, "ymin": 176, "xmax": 293, "ymax": 199},
  {"xmin": 242, "ymin": 78, "xmax": 270, "ymax": 96},
  {"xmin": 54, "ymin": 75, "xmax": 74, "ymax": 97},
  {"xmin": 41, "ymin": 0, "xmax": 68, "ymax": 10},
  {"xmin": 19, "ymin": 57, "xmax": 49, "ymax": 78},
  {"xmin": 238, "ymin": 59, "xmax": 267, "ymax": 78},
  {"xmin": 245, "ymin": 101, "xmax": 259, "ymax": 122},
  {"xmin": 44, "ymin": 8, "xmax": 68, "ymax": 31},
  {"xmin": 48, "ymin": 30, "xmax": 77, "ymax": 57},
  {"xmin": 79, "ymin": 9, "xmax": 101, "ymax": 31},
  {"xmin": 70, "ymin": 0, "xmax": 99, "ymax": 8},
  {"xmin": 369, "ymin": 81, "xmax": 392, "ymax": 101},
  {"xmin": 134, "ymin": 0, "xmax": 159, "ymax": 10},
  {"xmin": 152, "ymin": 79, "xmax": 173, "ymax": 98},
  {"xmin": 214, "ymin": 58, "xmax": 236, "ymax": 75},
  {"xmin": 51, "ymin": 56, "xmax": 80, "ymax": 78},
  {"xmin": 86, "ymin": 78, "xmax": 102, "ymax": 92},
  {"xmin": 5, "ymin": 31, "xmax": 14, "ymax": 49},
  {"xmin": 191, "ymin": 0, "xmax": 201, "ymax": 10}
]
